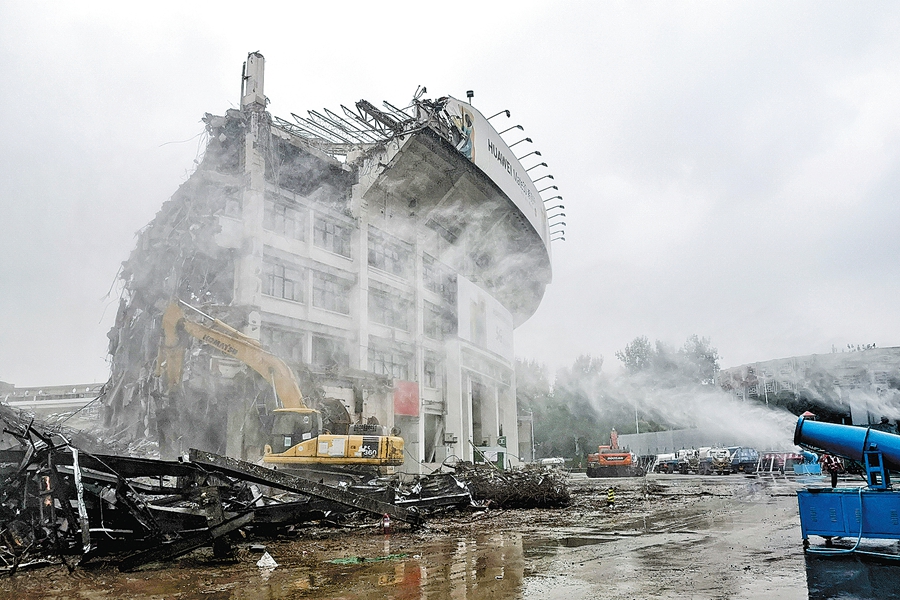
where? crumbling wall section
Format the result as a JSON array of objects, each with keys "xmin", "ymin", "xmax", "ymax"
[
  {"xmin": 102, "ymin": 108, "xmax": 365, "ymax": 459},
  {"xmin": 103, "ymin": 120, "xmax": 245, "ymax": 457}
]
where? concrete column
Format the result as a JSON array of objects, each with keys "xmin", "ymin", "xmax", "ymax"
[
  {"xmin": 356, "ymin": 210, "xmax": 369, "ymax": 372},
  {"xmin": 228, "ymin": 55, "xmax": 267, "ymax": 459},
  {"xmin": 508, "ymin": 364, "xmax": 520, "ymax": 465},
  {"xmin": 413, "ymin": 233, "xmax": 425, "ymax": 469},
  {"xmin": 233, "ymin": 108, "xmax": 265, "ymax": 309},
  {"xmin": 481, "ymin": 383, "xmax": 499, "ymax": 447},
  {"xmin": 464, "ymin": 376, "xmax": 473, "ymax": 461},
  {"xmin": 444, "ymin": 340, "xmax": 465, "ymax": 460},
  {"xmin": 241, "ymin": 52, "xmax": 266, "ymax": 110},
  {"xmin": 499, "ymin": 383, "xmax": 519, "ymax": 466}
]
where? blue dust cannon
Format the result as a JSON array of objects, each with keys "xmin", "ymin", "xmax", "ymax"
[{"xmin": 794, "ymin": 416, "xmax": 900, "ymax": 558}]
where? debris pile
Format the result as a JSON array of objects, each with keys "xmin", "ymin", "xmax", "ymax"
[
  {"xmin": 101, "ymin": 107, "xmax": 362, "ymax": 461},
  {"xmin": 450, "ymin": 462, "xmax": 571, "ymax": 509},
  {"xmin": 0, "ymin": 408, "xmax": 427, "ymax": 573},
  {"xmin": 394, "ymin": 471, "xmax": 472, "ymax": 512},
  {"xmin": 0, "ymin": 404, "xmax": 571, "ymax": 574}
]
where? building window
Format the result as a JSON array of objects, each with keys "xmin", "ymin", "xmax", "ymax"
[
  {"xmin": 424, "ymin": 254, "xmax": 457, "ymax": 304},
  {"xmin": 312, "ymin": 271, "xmax": 352, "ymax": 314},
  {"xmin": 424, "ymin": 301, "xmax": 443, "ymax": 340},
  {"xmin": 423, "ymin": 355, "xmax": 441, "ymax": 389},
  {"xmin": 369, "ymin": 287, "xmax": 410, "ymax": 331},
  {"xmin": 423, "ymin": 254, "xmax": 442, "ymax": 294},
  {"xmin": 263, "ymin": 260, "xmax": 305, "ymax": 303},
  {"xmin": 424, "ymin": 300, "xmax": 456, "ymax": 339},
  {"xmin": 264, "ymin": 198, "xmax": 307, "ymax": 241},
  {"xmin": 314, "ymin": 216, "xmax": 352, "ymax": 258},
  {"xmin": 442, "ymin": 275, "xmax": 457, "ymax": 305},
  {"xmin": 312, "ymin": 336, "xmax": 350, "ymax": 370},
  {"xmin": 369, "ymin": 346, "xmax": 410, "ymax": 380},
  {"xmin": 223, "ymin": 186, "xmax": 242, "ymax": 218},
  {"xmin": 261, "ymin": 328, "xmax": 304, "ymax": 364},
  {"xmin": 368, "ymin": 229, "xmax": 410, "ymax": 278}
]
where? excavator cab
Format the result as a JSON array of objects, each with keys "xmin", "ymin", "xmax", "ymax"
[{"xmin": 269, "ymin": 408, "xmax": 323, "ymax": 454}]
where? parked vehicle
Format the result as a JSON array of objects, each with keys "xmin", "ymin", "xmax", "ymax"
[
  {"xmin": 653, "ymin": 453, "xmax": 679, "ymax": 474},
  {"xmin": 727, "ymin": 447, "xmax": 759, "ymax": 474},
  {"xmin": 676, "ymin": 448, "xmax": 700, "ymax": 474},
  {"xmin": 698, "ymin": 446, "xmax": 732, "ymax": 475},
  {"xmin": 757, "ymin": 452, "xmax": 804, "ymax": 475}
]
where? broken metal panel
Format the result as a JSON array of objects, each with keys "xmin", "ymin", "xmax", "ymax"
[
  {"xmin": 3, "ymin": 410, "xmax": 484, "ymax": 573},
  {"xmin": 70, "ymin": 448, "xmax": 92, "ymax": 554},
  {"xmin": 188, "ymin": 448, "xmax": 422, "ymax": 525},
  {"xmin": 249, "ymin": 498, "xmax": 342, "ymax": 525},
  {"xmin": 51, "ymin": 452, "xmax": 200, "ymax": 479},
  {"xmin": 118, "ymin": 512, "xmax": 253, "ymax": 572}
]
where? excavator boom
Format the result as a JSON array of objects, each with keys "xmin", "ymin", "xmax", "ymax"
[
  {"xmin": 157, "ymin": 301, "xmax": 312, "ymax": 412},
  {"xmin": 155, "ymin": 300, "xmax": 403, "ymax": 470}
]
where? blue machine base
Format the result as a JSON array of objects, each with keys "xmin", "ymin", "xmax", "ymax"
[{"xmin": 798, "ymin": 487, "xmax": 900, "ymax": 542}]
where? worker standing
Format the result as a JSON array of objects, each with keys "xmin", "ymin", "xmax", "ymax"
[{"xmin": 820, "ymin": 453, "xmax": 841, "ymax": 488}]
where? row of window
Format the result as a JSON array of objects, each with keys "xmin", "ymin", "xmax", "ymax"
[
  {"xmin": 261, "ymin": 200, "xmax": 459, "ymax": 311},
  {"xmin": 260, "ymin": 329, "xmax": 350, "ymax": 371},
  {"xmin": 265, "ymin": 258, "xmax": 456, "ymax": 338},
  {"xmin": 263, "ymin": 199, "xmax": 353, "ymax": 258},
  {"xmin": 263, "ymin": 262, "xmax": 352, "ymax": 314},
  {"xmin": 262, "ymin": 197, "xmax": 423, "ymax": 279},
  {"xmin": 368, "ymin": 346, "xmax": 411, "ymax": 380},
  {"xmin": 424, "ymin": 253, "xmax": 457, "ymax": 304},
  {"xmin": 261, "ymin": 326, "xmax": 442, "ymax": 388},
  {"xmin": 424, "ymin": 300, "xmax": 457, "ymax": 340},
  {"xmin": 369, "ymin": 286, "xmax": 411, "ymax": 330},
  {"xmin": 368, "ymin": 228, "xmax": 410, "ymax": 278}
]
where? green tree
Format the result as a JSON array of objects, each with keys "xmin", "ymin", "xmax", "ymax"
[
  {"xmin": 552, "ymin": 354, "xmax": 606, "ymax": 463},
  {"xmin": 516, "ymin": 355, "xmax": 608, "ymax": 463},
  {"xmin": 615, "ymin": 334, "xmax": 720, "ymax": 386},
  {"xmin": 680, "ymin": 335, "xmax": 720, "ymax": 385},
  {"xmin": 615, "ymin": 336, "xmax": 653, "ymax": 374},
  {"xmin": 515, "ymin": 358, "xmax": 551, "ymax": 414}
]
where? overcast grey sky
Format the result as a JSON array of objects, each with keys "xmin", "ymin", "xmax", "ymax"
[{"xmin": 1, "ymin": 2, "xmax": 899, "ymax": 386}]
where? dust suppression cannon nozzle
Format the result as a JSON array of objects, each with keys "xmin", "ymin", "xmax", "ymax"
[{"xmin": 794, "ymin": 416, "xmax": 900, "ymax": 472}]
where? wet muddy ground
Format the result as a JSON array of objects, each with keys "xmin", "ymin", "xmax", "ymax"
[{"xmin": 2, "ymin": 473, "xmax": 897, "ymax": 599}]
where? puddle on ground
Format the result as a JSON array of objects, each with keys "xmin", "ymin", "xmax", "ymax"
[
  {"xmin": 0, "ymin": 533, "xmax": 534, "ymax": 600},
  {"xmin": 1, "ymin": 529, "xmax": 895, "ymax": 599},
  {"xmin": 806, "ymin": 554, "xmax": 900, "ymax": 599},
  {"xmin": 556, "ymin": 535, "xmax": 617, "ymax": 548}
]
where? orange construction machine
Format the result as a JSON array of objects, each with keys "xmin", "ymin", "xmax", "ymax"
[{"xmin": 586, "ymin": 428, "xmax": 644, "ymax": 478}]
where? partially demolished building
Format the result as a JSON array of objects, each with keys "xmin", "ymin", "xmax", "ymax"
[{"xmin": 103, "ymin": 52, "xmax": 557, "ymax": 471}]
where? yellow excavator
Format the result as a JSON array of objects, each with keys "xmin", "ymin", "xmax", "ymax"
[{"xmin": 156, "ymin": 300, "xmax": 405, "ymax": 472}]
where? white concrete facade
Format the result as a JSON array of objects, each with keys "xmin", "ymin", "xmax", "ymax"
[{"xmin": 210, "ymin": 54, "xmax": 550, "ymax": 472}]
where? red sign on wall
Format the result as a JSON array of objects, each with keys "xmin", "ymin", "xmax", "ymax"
[{"xmin": 393, "ymin": 380, "xmax": 420, "ymax": 417}]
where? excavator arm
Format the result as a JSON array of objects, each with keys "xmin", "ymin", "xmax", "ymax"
[
  {"xmin": 155, "ymin": 299, "xmax": 403, "ymax": 471},
  {"xmin": 156, "ymin": 301, "xmax": 314, "ymax": 414}
]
